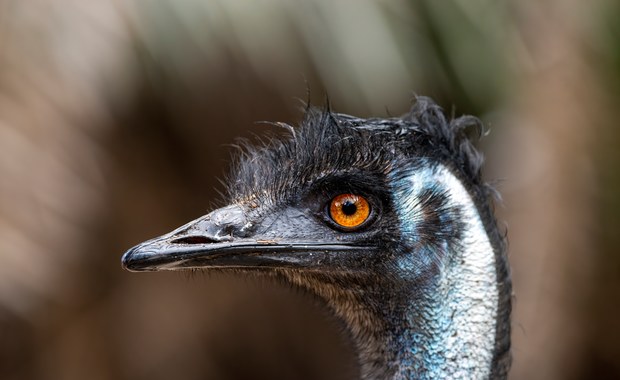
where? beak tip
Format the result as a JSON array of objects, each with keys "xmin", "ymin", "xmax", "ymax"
[
  {"xmin": 120, "ymin": 248, "xmax": 135, "ymax": 271},
  {"xmin": 121, "ymin": 245, "xmax": 151, "ymax": 272}
]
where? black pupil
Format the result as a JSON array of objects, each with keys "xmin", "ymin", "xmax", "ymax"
[{"xmin": 341, "ymin": 200, "xmax": 357, "ymax": 216}]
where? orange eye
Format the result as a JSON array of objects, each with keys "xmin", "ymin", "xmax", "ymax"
[{"xmin": 329, "ymin": 194, "xmax": 371, "ymax": 229}]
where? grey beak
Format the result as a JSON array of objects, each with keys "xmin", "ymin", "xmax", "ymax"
[{"xmin": 122, "ymin": 205, "xmax": 372, "ymax": 272}]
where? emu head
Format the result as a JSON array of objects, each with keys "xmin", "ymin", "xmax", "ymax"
[{"xmin": 122, "ymin": 97, "xmax": 511, "ymax": 379}]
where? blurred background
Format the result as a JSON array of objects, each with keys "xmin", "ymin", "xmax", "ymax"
[{"xmin": 1, "ymin": 0, "xmax": 619, "ymax": 379}]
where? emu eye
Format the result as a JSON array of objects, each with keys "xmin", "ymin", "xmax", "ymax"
[{"xmin": 329, "ymin": 194, "xmax": 371, "ymax": 229}]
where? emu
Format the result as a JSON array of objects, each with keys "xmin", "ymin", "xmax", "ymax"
[{"xmin": 122, "ymin": 97, "xmax": 511, "ymax": 379}]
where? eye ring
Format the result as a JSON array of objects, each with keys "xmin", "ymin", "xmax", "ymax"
[{"xmin": 329, "ymin": 193, "xmax": 371, "ymax": 229}]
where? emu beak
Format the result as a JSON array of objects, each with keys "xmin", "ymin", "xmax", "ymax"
[{"xmin": 122, "ymin": 205, "xmax": 369, "ymax": 272}]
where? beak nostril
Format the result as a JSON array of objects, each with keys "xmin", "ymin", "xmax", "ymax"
[
  {"xmin": 171, "ymin": 236, "xmax": 220, "ymax": 245},
  {"xmin": 222, "ymin": 225, "xmax": 237, "ymax": 236}
]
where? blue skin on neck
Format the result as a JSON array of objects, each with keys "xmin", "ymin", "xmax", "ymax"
[{"xmin": 375, "ymin": 160, "xmax": 497, "ymax": 379}]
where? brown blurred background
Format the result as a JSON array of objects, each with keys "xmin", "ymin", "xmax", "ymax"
[{"xmin": 1, "ymin": 1, "xmax": 619, "ymax": 379}]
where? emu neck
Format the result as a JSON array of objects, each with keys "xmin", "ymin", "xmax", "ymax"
[
  {"xmin": 379, "ymin": 163, "xmax": 501, "ymax": 379},
  {"xmin": 285, "ymin": 255, "xmax": 499, "ymax": 380}
]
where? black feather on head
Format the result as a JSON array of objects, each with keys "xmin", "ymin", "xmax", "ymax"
[{"xmin": 228, "ymin": 96, "xmax": 489, "ymax": 206}]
